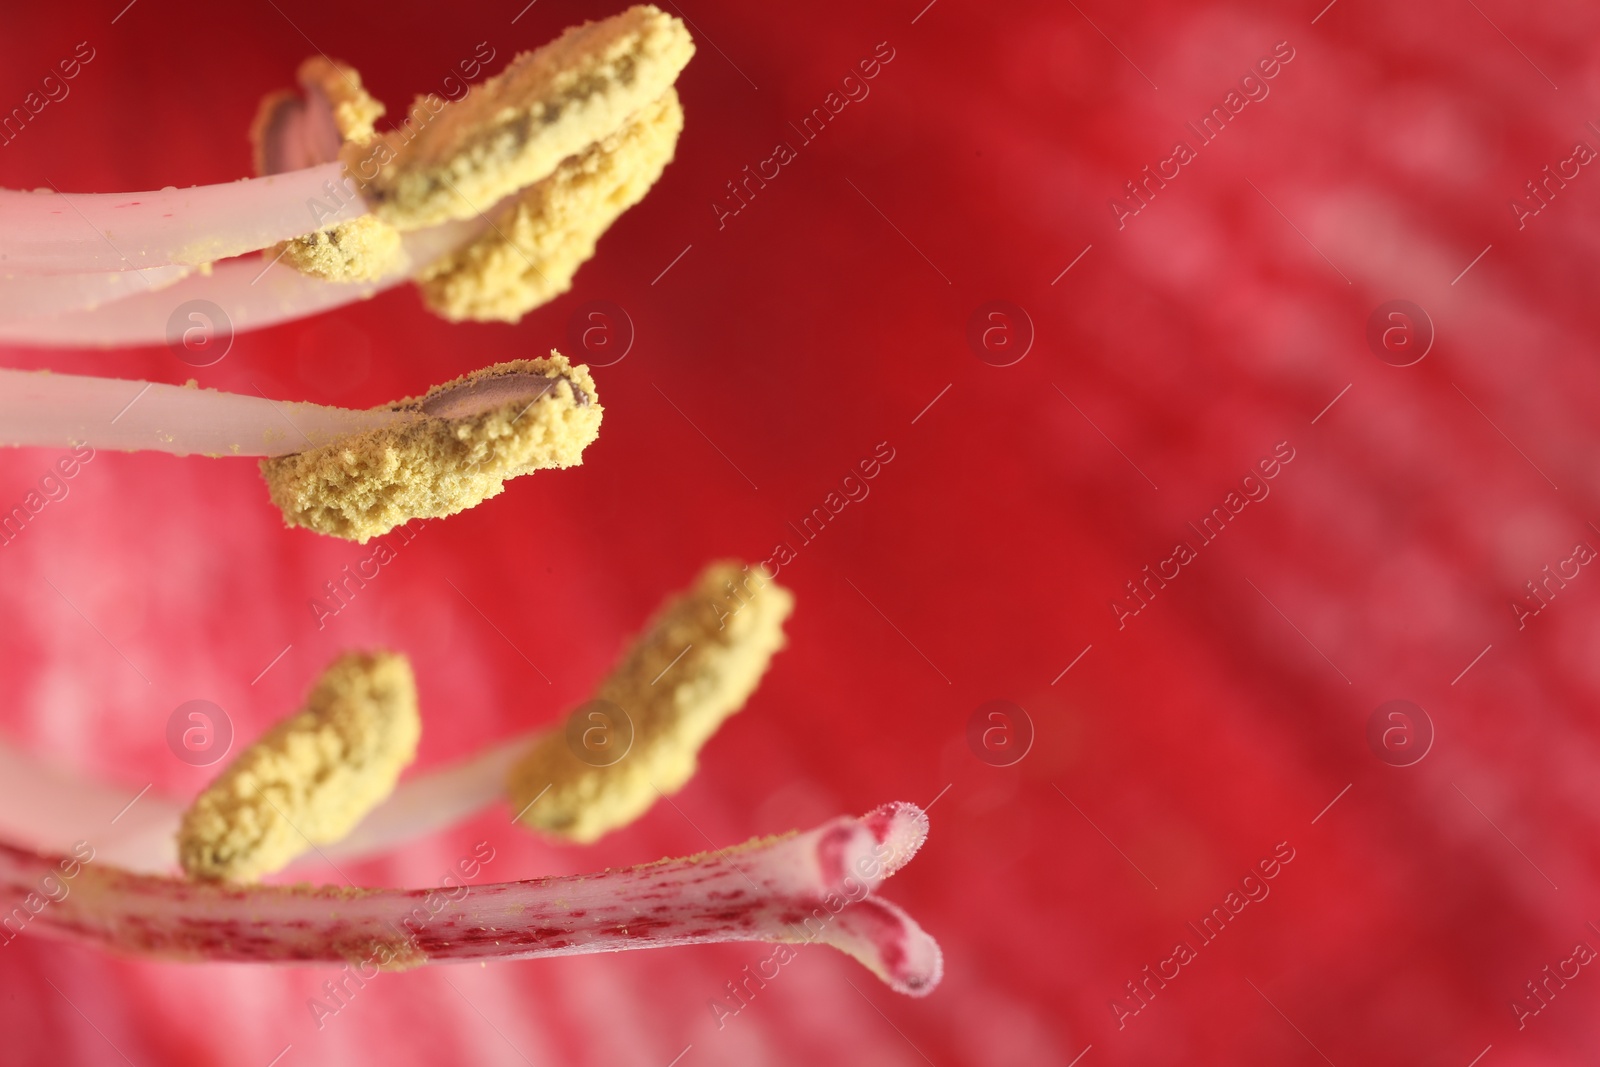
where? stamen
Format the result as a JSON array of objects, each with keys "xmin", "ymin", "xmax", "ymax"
[
  {"xmin": 176, "ymin": 652, "xmax": 420, "ymax": 882},
  {"xmin": 420, "ymin": 87, "xmax": 684, "ymax": 323},
  {"xmin": 1, "ymin": 804, "xmax": 942, "ymax": 995},
  {"xmin": 0, "ymin": 558, "xmax": 775, "ymax": 870},
  {"xmin": 508, "ymin": 561, "xmax": 794, "ymax": 843},
  {"xmin": 0, "ymin": 355, "xmax": 600, "ymax": 540},
  {"xmin": 0, "ymin": 7, "xmax": 695, "ymax": 339},
  {"xmin": 261, "ymin": 354, "xmax": 601, "ymax": 541}
]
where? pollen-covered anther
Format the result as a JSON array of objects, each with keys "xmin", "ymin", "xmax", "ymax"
[
  {"xmin": 352, "ymin": 4, "xmax": 695, "ymax": 230},
  {"xmin": 507, "ymin": 561, "xmax": 794, "ymax": 843},
  {"xmin": 259, "ymin": 353, "xmax": 602, "ymax": 543},
  {"xmin": 252, "ymin": 8, "xmax": 693, "ymax": 294},
  {"xmin": 176, "ymin": 651, "xmax": 420, "ymax": 882},
  {"xmin": 419, "ymin": 87, "xmax": 684, "ymax": 322}
]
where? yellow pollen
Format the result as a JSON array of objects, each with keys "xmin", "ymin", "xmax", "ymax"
[
  {"xmin": 259, "ymin": 354, "xmax": 602, "ymax": 543},
  {"xmin": 419, "ymin": 88, "xmax": 684, "ymax": 323},
  {"xmin": 507, "ymin": 562, "xmax": 794, "ymax": 844},
  {"xmin": 176, "ymin": 651, "xmax": 421, "ymax": 883},
  {"xmin": 351, "ymin": 4, "xmax": 694, "ymax": 229}
]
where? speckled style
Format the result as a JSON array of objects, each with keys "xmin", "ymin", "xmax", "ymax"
[{"xmin": 2, "ymin": 805, "xmax": 942, "ymax": 995}]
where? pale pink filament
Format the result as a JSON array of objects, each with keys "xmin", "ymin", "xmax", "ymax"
[{"xmin": 0, "ymin": 164, "xmax": 355, "ymax": 274}]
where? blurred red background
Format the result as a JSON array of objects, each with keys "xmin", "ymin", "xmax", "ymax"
[{"xmin": 4, "ymin": 0, "xmax": 1600, "ymax": 1063}]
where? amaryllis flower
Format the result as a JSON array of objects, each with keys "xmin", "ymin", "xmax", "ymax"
[{"xmin": 3, "ymin": 0, "xmax": 1600, "ymax": 1064}]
